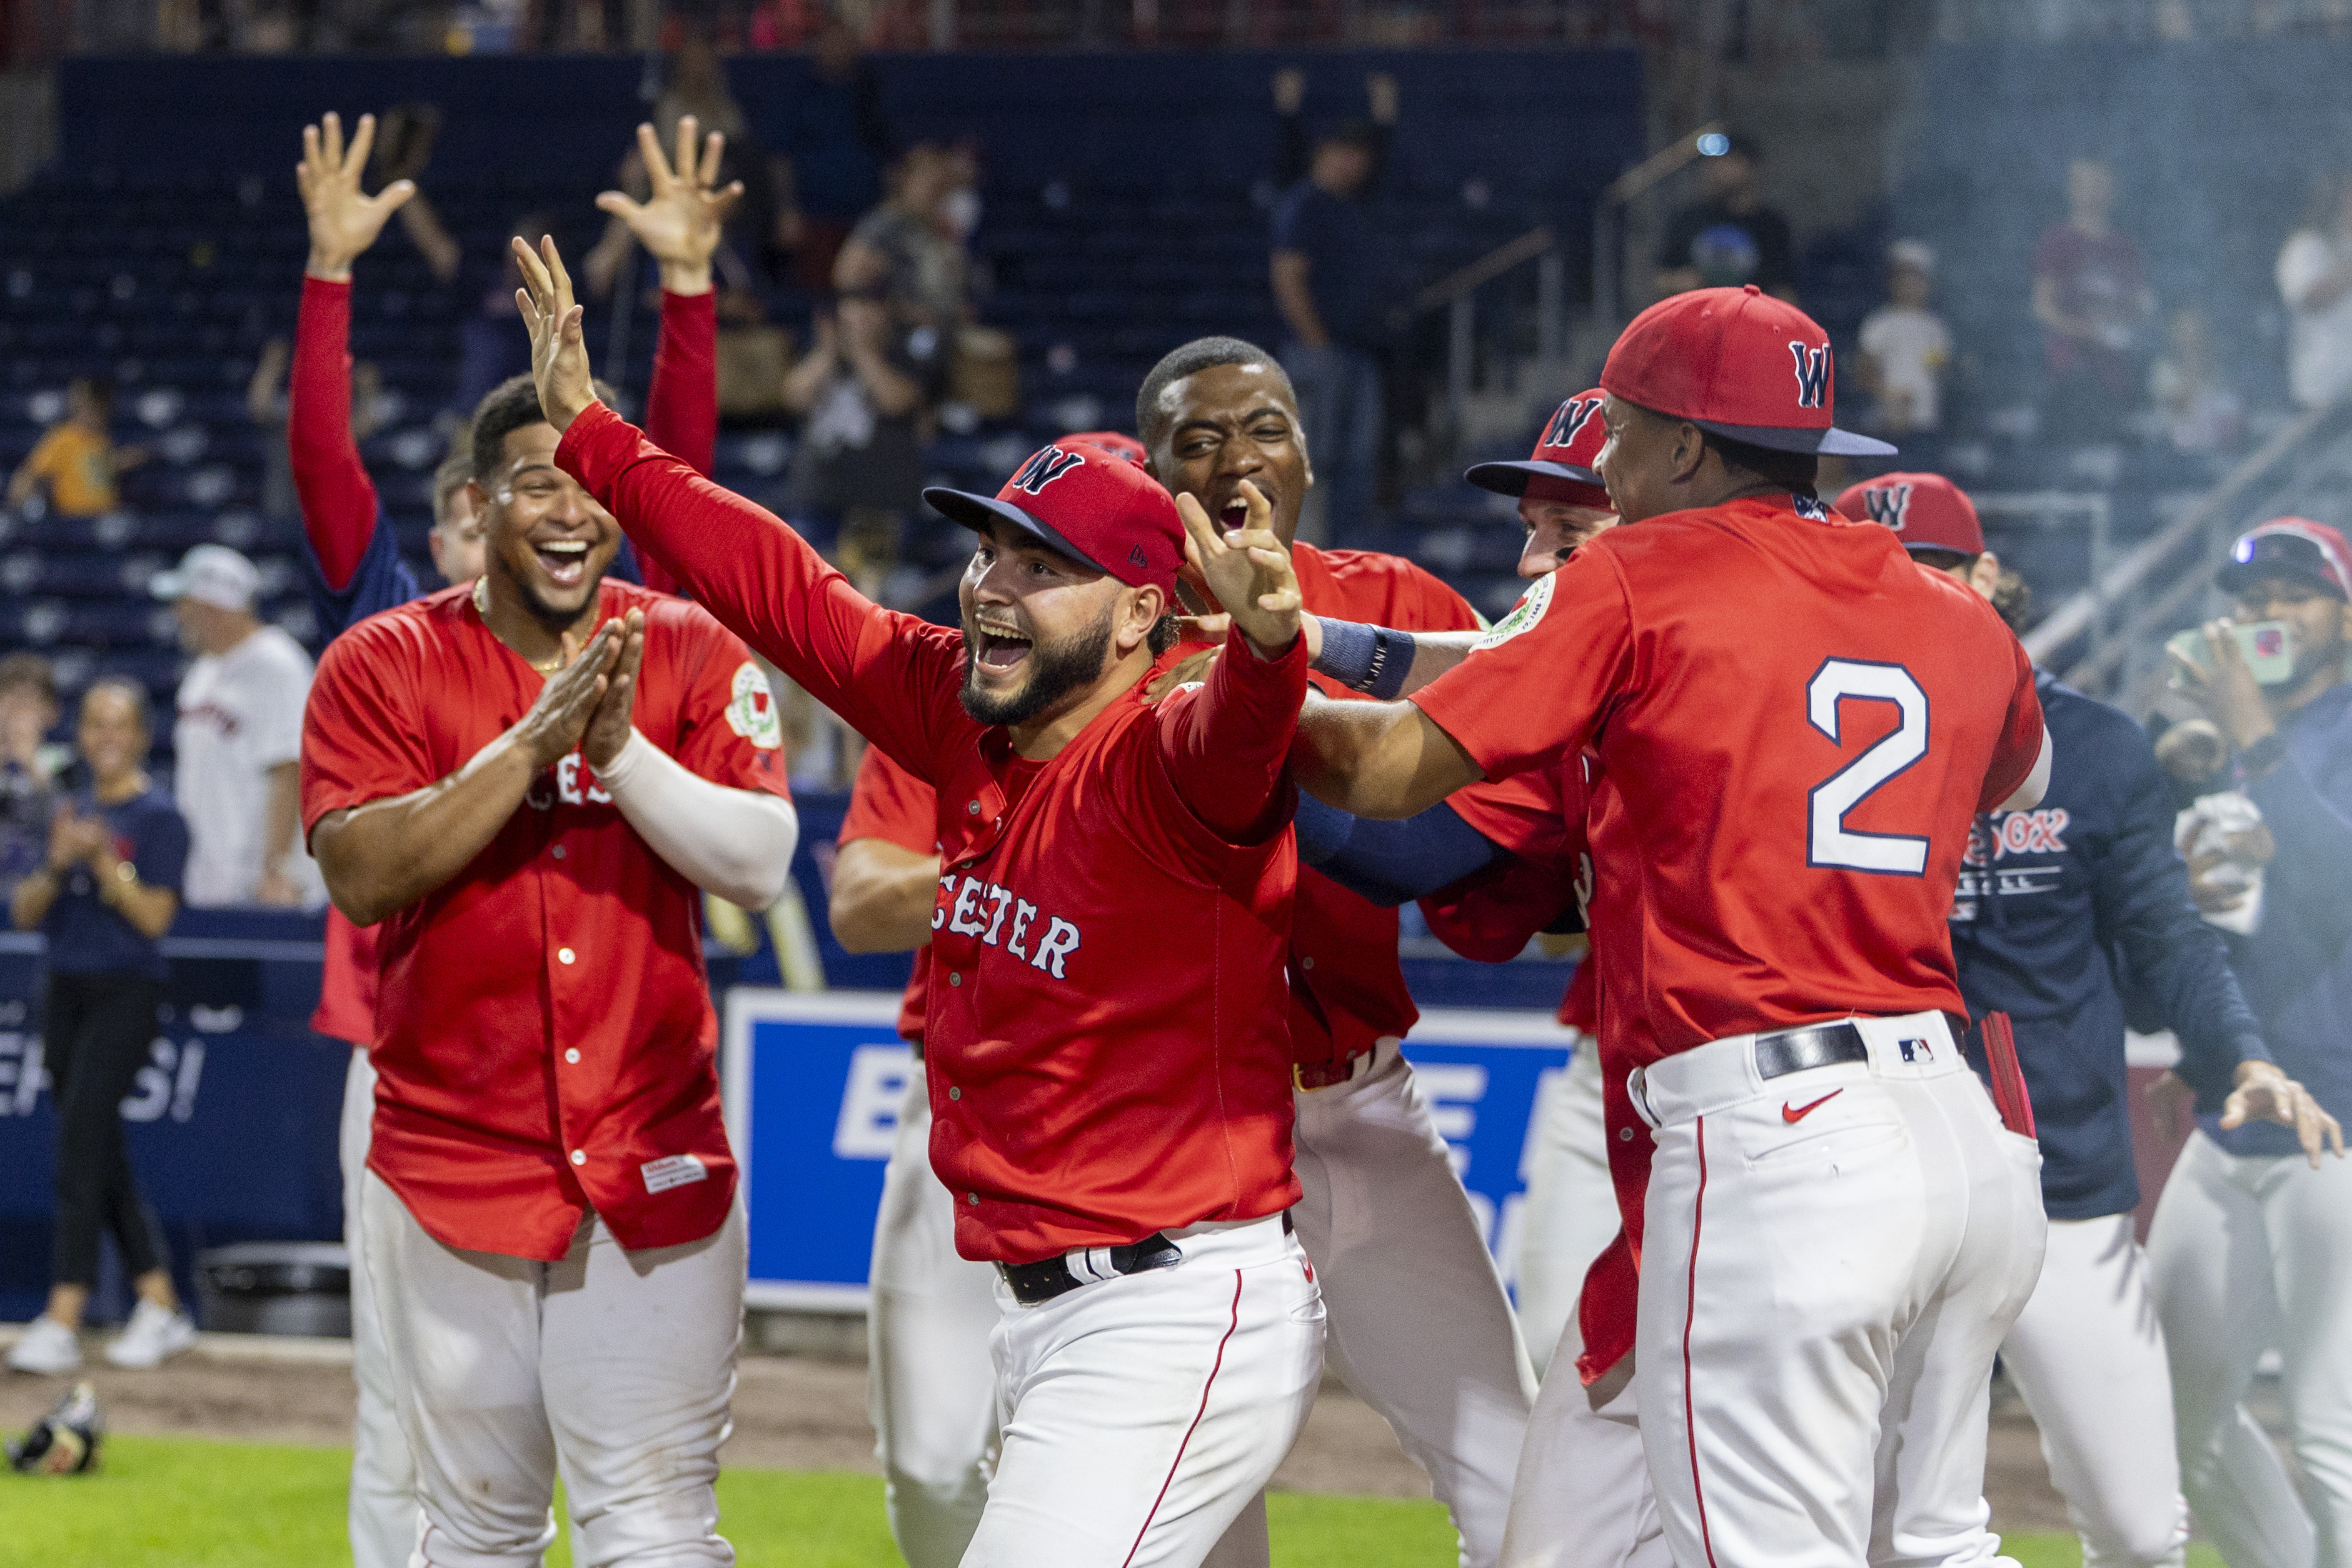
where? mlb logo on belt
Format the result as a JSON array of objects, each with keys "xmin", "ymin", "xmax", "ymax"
[{"xmin": 1898, "ymin": 1037, "xmax": 1934, "ymax": 1063}]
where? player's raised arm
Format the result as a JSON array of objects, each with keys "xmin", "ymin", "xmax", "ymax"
[
  {"xmin": 293, "ymin": 111, "xmax": 411, "ymax": 593},
  {"xmin": 514, "ymin": 233, "xmax": 959, "ymax": 775},
  {"xmin": 611, "ymin": 117, "xmax": 737, "ymax": 478}
]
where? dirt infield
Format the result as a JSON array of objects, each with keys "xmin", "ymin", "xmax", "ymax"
[{"xmin": 0, "ymin": 1327, "xmax": 2084, "ymax": 1533}]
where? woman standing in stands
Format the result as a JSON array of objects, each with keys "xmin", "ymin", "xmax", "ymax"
[{"xmin": 4, "ymin": 680, "xmax": 195, "ymax": 1376}]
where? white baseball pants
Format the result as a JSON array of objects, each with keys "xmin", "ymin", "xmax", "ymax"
[
  {"xmin": 341, "ymin": 1048, "xmax": 419, "ymax": 1568},
  {"xmin": 2148, "ymin": 1128, "xmax": 2352, "ymax": 1568},
  {"xmin": 1500, "ymin": 1354, "xmax": 1671, "ymax": 1568},
  {"xmin": 359, "ymin": 1172, "xmax": 743, "ymax": 1568},
  {"xmin": 1999, "ymin": 1212, "xmax": 2189, "ymax": 1568},
  {"xmin": 1632, "ymin": 1013, "xmax": 2047, "ymax": 1568},
  {"xmin": 1290, "ymin": 1037, "xmax": 1538, "ymax": 1568},
  {"xmin": 867, "ymin": 1073, "xmax": 1004, "ymax": 1568},
  {"xmin": 961, "ymin": 1214, "xmax": 1324, "ymax": 1568},
  {"xmin": 1512, "ymin": 1040, "xmax": 1620, "ymax": 1380}
]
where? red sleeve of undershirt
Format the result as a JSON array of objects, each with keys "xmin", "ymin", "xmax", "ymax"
[
  {"xmin": 290, "ymin": 276, "xmax": 380, "ymax": 592},
  {"xmin": 1156, "ymin": 624, "xmax": 1310, "ymax": 843},
  {"xmin": 637, "ymin": 289, "xmax": 720, "ymax": 597},
  {"xmin": 556, "ymin": 401, "xmax": 967, "ymax": 781}
]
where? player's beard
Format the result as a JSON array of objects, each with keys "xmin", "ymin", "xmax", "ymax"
[
  {"xmin": 959, "ymin": 601, "xmax": 1116, "ymax": 728},
  {"xmin": 499, "ymin": 554, "xmax": 609, "ymax": 636}
]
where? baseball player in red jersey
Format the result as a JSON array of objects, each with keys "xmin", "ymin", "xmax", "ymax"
[
  {"xmin": 1295, "ymin": 286, "xmax": 2054, "ymax": 1568},
  {"xmin": 289, "ymin": 112, "xmax": 739, "ymax": 1568},
  {"xmin": 1135, "ymin": 336, "xmax": 1537, "ymax": 1568},
  {"xmin": 299, "ymin": 337, "xmax": 796, "ymax": 1562},
  {"xmin": 517, "ymin": 237, "xmax": 1326, "ymax": 1567}
]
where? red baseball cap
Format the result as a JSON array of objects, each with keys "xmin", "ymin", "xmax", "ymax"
[
  {"xmin": 1062, "ymin": 430, "xmax": 1148, "ymax": 466},
  {"xmin": 1601, "ymin": 285, "xmax": 1896, "ymax": 458},
  {"xmin": 2220, "ymin": 518, "xmax": 2352, "ymax": 601},
  {"xmin": 1833, "ymin": 472, "xmax": 1984, "ymax": 556},
  {"xmin": 1464, "ymin": 389, "xmax": 1611, "ymax": 508},
  {"xmin": 924, "ymin": 441, "xmax": 1184, "ymax": 595}
]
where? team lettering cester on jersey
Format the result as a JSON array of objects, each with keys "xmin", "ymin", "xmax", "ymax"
[
  {"xmin": 1285, "ymin": 542, "xmax": 1484, "ymax": 1080},
  {"xmin": 1412, "ymin": 493, "xmax": 2046, "ymax": 1064},
  {"xmin": 298, "ymin": 581, "xmax": 792, "ymax": 1260},
  {"xmin": 839, "ymin": 743, "xmax": 940, "ymax": 1046},
  {"xmin": 556, "ymin": 403, "xmax": 1308, "ymax": 1267}
]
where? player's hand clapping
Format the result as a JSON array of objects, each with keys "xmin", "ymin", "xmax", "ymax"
[
  {"xmin": 1176, "ymin": 479, "xmax": 1302, "ymax": 660},
  {"xmin": 517, "ymin": 620, "xmax": 623, "ymax": 770},
  {"xmin": 595, "ymin": 118, "xmax": 743, "ymax": 298},
  {"xmin": 581, "ymin": 610, "xmax": 647, "ymax": 771},
  {"xmin": 513, "ymin": 234, "xmax": 598, "ymax": 435},
  {"xmin": 298, "ymin": 111, "xmax": 416, "ymax": 284}
]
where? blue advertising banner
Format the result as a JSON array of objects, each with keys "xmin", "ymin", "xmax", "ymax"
[{"xmin": 721, "ymin": 988, "xmax": 1578, "ymax": 1309}]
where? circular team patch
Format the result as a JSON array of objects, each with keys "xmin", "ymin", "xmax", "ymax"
[
  {"xmin": 1474, "ymin": 571, "xmax": 1554, "ymax": 651},
  {"xmin": 726, "ymin": 662, "xmax": 783, "ymax": 749}
]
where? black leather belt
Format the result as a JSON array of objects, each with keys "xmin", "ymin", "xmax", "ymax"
[
  {"xmin": 1001, "ymin": 1233, "xmax": 1182, "ymax": 1306},
  {"xmin": 1752, "ymin": 1022, "xmax": 1869, "ymax": 1080}
]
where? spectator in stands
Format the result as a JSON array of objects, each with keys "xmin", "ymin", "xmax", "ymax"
[
  {"xmin": 2277, "ymin": 170, "xmax": 2352, "ymax": 411},
  {"xmin": 453, "ymin": 212, "xmax": 553, "ymax": 424},
  {"xmin": 4, "ymin": 680, "xmax": 194, "ymax": 1377},
  {"xmin": 0, "ymin": 653, "xmax": 61, "ymax": 902},
  {"xmin": 775, "ymin": 14, "xmax": 895, "ymax": 294},
  {"xmin": 1269, "ymin": 68, "xmax": 1400, "ymax": 543},
  {"xmin": 1655, "ymin": 133, "xmax": 1798, "ymax": 302},
  {"xmin": 1857, "ymin": 239, "xmax": 1952, "ymax": 434},
  {"xmin": 7, "ymin": 378, "xmax": 144, "ymax": 520},
  {"xmin": 2151, "ymin": 307, "xmax": 2244, "ymax": 456},
  {"xmin": 149, "ymin": 545, "xmax": 316, "ymax": 908},
  {"xmin": 2154, "ymin": 518, "xmax": 2352, "ymax": 1568},
  {"xmin": 249, "ymin": 338, "xmax": 391, "ymax": 522},
  {"xmin": 2033, "ymin": 156, "xmax": 2154, "ymax": 441},
  {"xmin": 835, "ymin": 141, "xmax": 969, "ymax": 334},
  {"xmin": 366, "ymin": 103, "xmax": 463, "ymax": 286},
  {"xmin": 780, "ymin": 297, "xmax": 948, "ymax": 596}
]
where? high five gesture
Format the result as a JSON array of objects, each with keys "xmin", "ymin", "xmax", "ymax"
[
  {"xmin": 298, "ymin": 112, "xmax": 416, "ymax": 283},
  {"xmin": 513, "ymin": 234, "xmax": 598, "ymax": 435},
  {"xmin": 594, "ymin": 117, "xmax": 743, "ymax": 298}
]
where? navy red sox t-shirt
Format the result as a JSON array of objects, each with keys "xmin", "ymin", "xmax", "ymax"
[{"xmin": 43, "ymin": 785, "xmax": 188, "ymax": 981}]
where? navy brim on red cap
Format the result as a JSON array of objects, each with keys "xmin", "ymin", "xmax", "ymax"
[
  {"xmin": 922, "ymin": 486, "xmax": 1115, "ymax": 578},
  {"xmin": 1463, "ymin": 458, "xmax": 1606, "ymax": 498},
  {"xmin": 1694, "ymin": 418, "xmax": 1897, "ymax": 458}
]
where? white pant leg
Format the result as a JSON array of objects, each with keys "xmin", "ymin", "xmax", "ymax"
[
  {"xmin": 1500, "ymin": 1356, "xmax": 1669, "ymax": 1568},
  {"xmin": 1513, "ymin": 1042, "xmax": 1617, "ymax": 1381},
  {"xmin": 343, "ymin": 1052, "xmax": 420, "ymax": 1568},
  {"xmin": 363, "ymin": 1172, "xmax": 742, "ymax": 1568},
  {"xmin": 2146, "ymin": 1132, "xmax": 2314, "ymax": 1568},
  {"xmin": 868, "ymin": 1075, "xmax": 1003, "ymax": 1568},
  {"xmin": 2259, "ymin": 1144, "xmax": 2352, "ymax": 1568},
  {"xmin": 1998, "ymin": 1214, "xmax": 2189, "ymax": 1568},
  {"xmin": 1636, "ymin": 1032, "xmax": 2043, "ymax": 1568},
  {"xmin": 1291, "ymin": 1040, "xmax": 1536, "ymax": 1568},
  {"xmin": 963, "ymin": 1217, "xmax": 1324, "ymax": 1568}
]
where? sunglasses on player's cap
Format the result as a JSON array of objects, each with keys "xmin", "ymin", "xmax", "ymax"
[
  {"xmin": 2219, "ymin": 518, "xmax": 2352, "ymax": 602},
  {"xmin": 1601, "ymin": 284, "xmax": 1897, "ymax": 458},
  {"xmin": 1833, "ymin": 472, "xmax": 1985, "ymax": 556},
  {"xmin": 924, "ymin": 440, "xmax": 1185, "ymax": 596},
  {"xmin": 1464, "ymin": 389, "xmax": 1611, "ymax": 510}
]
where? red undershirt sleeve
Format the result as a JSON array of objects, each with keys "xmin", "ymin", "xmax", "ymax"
[
  {"xmin": 289, "ymin": 276, "xmax": 380, "ymax": 593},
  {"xmin": 637, "ymin": 289, "xmax": 720, "ymax": 597}
]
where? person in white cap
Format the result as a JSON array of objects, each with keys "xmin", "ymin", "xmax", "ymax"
[{"xmin": 151, "ymin": 543, "xmax": 318, "ymax": 907}]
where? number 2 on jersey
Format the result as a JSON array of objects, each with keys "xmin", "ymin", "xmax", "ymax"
[{"xmin": 1806, "ymin": 659, "xmax": 1929, "ymax": 876}]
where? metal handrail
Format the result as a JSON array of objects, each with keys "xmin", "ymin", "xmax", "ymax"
[
  {"xmin": 1591, "ymin": 122, "xmax": 1724, "ymax": 333},
  {"xmin": 2045, "ymin": 401, "xmax": 2351, "ymax": 687},
  {"xmin": 1414, "ymin": 226, "xmax": 1557, "ymax": 316}
]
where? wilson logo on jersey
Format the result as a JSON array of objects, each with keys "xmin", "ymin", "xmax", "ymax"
[
  {"xmin": 725, "ymin": 661, "xmax": 783, "ymax": 749},
  {"xmin": 1789, "ymin": 341, "xmax": 1831, "ymax": 409},
  {"xmin": 1010, "ymin": 446, "xmax": 1087, "ymax": 495},
  {"xmin": 1541, "ymin": 396, "xmax": 1602, "ymax": 452},
  {"xmin": 933, "ymin": 873, "xmax": 1084, "ymax": 979},
  {"xmin": 1474, "ymin": 571, "xmax": 1554, "ymax": 651},
  {"xmin": 1859, "ymin": 484, "xmax": 1914, "ymax": 530}
]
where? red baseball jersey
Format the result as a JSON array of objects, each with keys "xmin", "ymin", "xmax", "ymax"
[
  {"xmin": 1288, "ymin": 543, "xmax": 1484, "ymax": 1082},
  {"xmin": 558, "ymin": 403, "xmax": 1309, "ymax": 1265},
  {"xmin": 299, "ymin": 580, "xmax": 792, "ymax": 1260},
  {"xmin": 838, "ymin": 743, "xmax": 939, "ymax": 1045},
  {"xmin": 1413, "ymin": 493, "xmax": 2044, "ymax": 1065}
]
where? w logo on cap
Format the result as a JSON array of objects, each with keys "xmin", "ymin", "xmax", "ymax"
[
  {"xmin": 1542, "ymin": 396, "xmax": 1602, "ymax": 451},
  {"xmin": 1861, "ymin": 483, "xmax": 1913, "ymax": 530},
  {"xmin": 1011, "ymin": 446, "xmax": 1088, "ymax": 495},
  {"xmin": 1788, "ymin": 342, "xmax": 1831, "ymax": 410}
]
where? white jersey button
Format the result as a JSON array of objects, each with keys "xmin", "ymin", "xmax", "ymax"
[
  {"xmin": 967, "ymin": 800, "xmax": 981, "ymax": 815},
  {"xmin": 948, "ymin": 972, "xmax": 963, "ymax": 987},
  {"xmin": 1301, "ymin": 955, "xmax": 1315, "ymax": 970},
  {"xmin": 558, "ymin": 947, "xmax": 576, "ymax": 965},
  {"xmin": 1619, "ymin": 1127, "xmax": 1634, "ymax": 1141},
  {"xmin": 570, "ymin": 1149, "xmax": 586, "ymax": 1166},
  {"xmin": 965, "ymin": 1192, "xmax": 978, "ymax": 1204},
  {"xmin": 565, "ymin": 1048, "xmax": 581, "ymax": 1064},
  {"xmin": 948, "ymin": 1086, "xmax": 961, "ymax": 1100},
  {"xmin": 552, "ymin": 845, "xmax": 566, "ymax": 860}
]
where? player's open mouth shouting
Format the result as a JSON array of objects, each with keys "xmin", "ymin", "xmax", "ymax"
[
  {"xmin": 972, "ymin": 613, "xmax": 1032, "ymax": 673},
  {"xmin": 533, "ymin": 536, "xmax": 592, "ymax": 589}
]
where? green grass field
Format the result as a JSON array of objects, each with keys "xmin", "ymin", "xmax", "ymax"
[{"xmin": 0, "ymin": 1434, "xmax": 2230, "ymax": 1568}]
